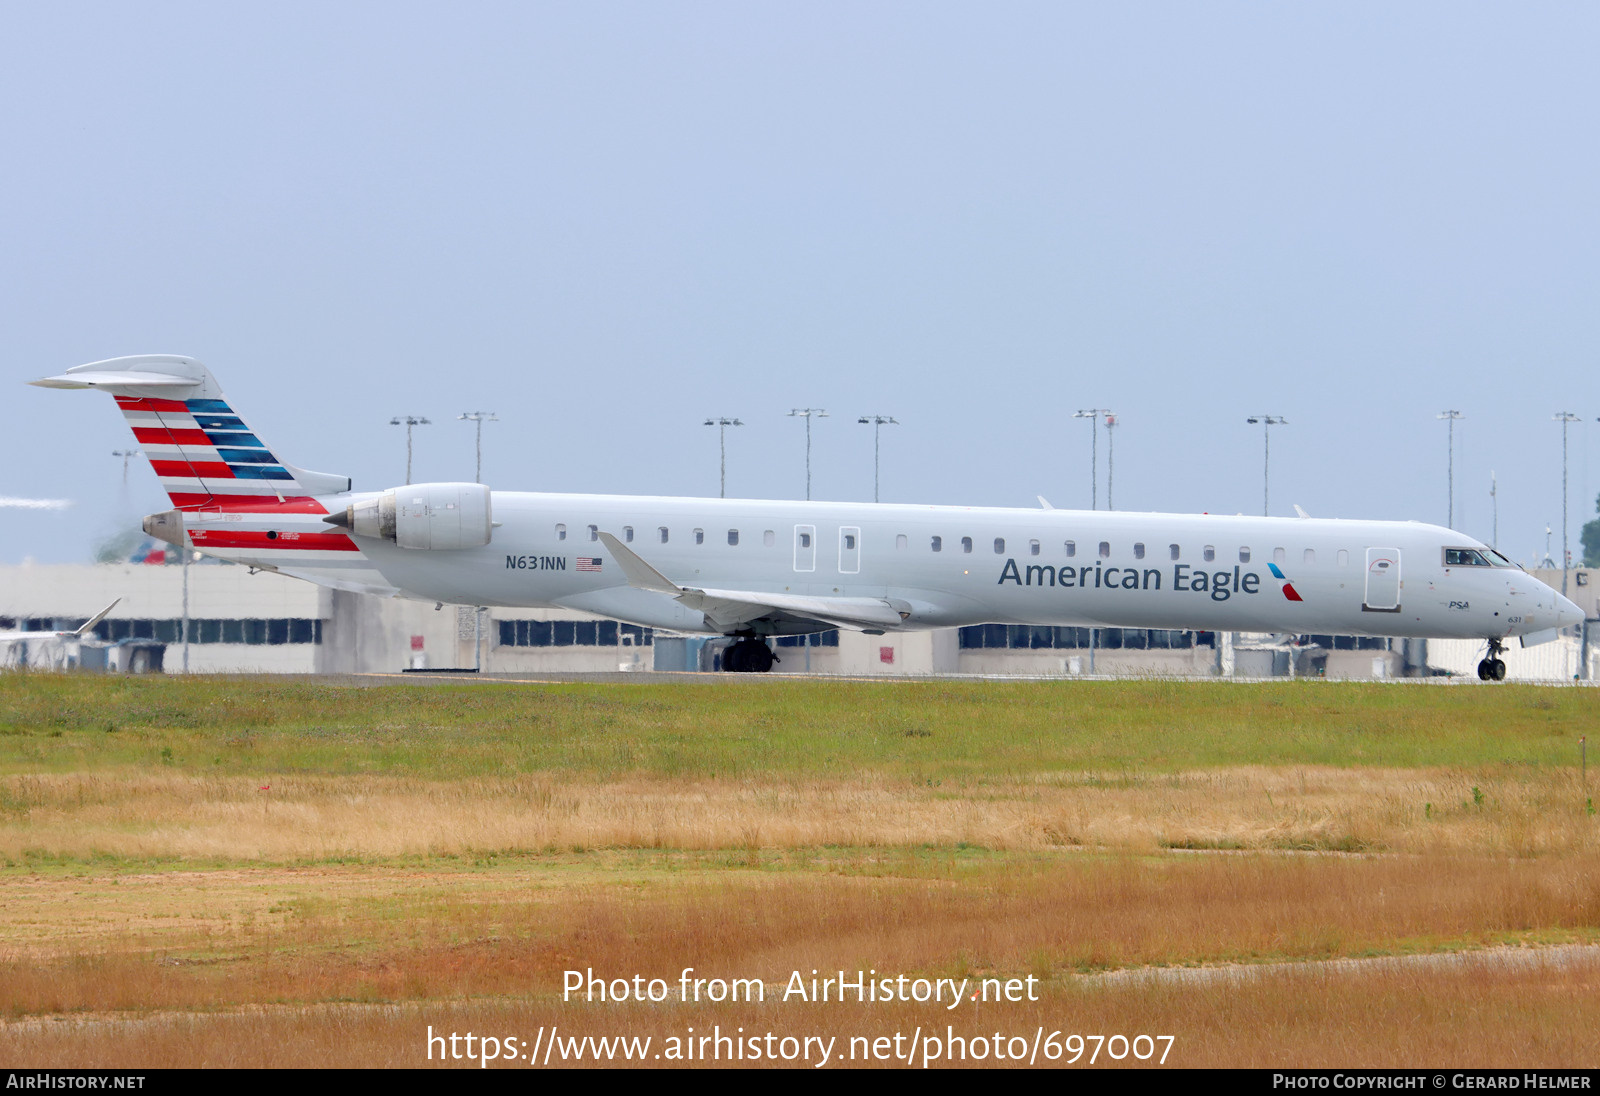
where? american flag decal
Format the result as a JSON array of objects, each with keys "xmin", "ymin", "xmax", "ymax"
[{"xmin": 576, "ymin": 557, "xmax": 602, "ymax": 572}]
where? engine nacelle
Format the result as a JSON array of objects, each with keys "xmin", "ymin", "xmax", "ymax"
[{"xmin": 330, "ymin": 482, "xmax": 493, "ymax": 550}]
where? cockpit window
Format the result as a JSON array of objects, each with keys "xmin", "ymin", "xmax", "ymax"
[
  {"xmin": 1488, "ymin": 550, "xmax": 1518, "ymax": 569},
  {"xmin": 1444, "ymin": 548, "xmax": 1491, "ymax": 567}
]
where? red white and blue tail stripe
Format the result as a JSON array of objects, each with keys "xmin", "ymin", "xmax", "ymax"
[
  {"xmin": 114, "ymin": 393, "xmax": 329, "ymax": 513},
  {"xmin": 31, "ymin": 356, "xmax": 384, "ymax": 579}
]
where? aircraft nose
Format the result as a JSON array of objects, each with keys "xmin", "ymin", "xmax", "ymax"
[{"xmin": 1557, "ymin": 593, "xmax": 1585, "ymax": 629}]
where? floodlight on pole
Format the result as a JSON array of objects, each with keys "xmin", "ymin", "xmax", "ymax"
[
  {"xmin": 1437, "ymin": 411, "xmax": 1464, "ymax": 528},
  {"xmin": 703, "ymin": 417, "xmax": 743, "ymax": 498},
  {"xmin": 1072, "ymin": 409, "xmax": 1108, "ymax": 510},
  {"xmin": 788, "ymin": 408, "xmax": 827, "ymax": 500},
  {"xmin": 111, "ymin": 449, "xmax": 140, "ymax": 488},
  {"xmin": 1556, "ymin": 411, "xmax": 1581, "ymax": 595},
  {"xmin": 857, "ymin": 415, "xmax": 898, "ymax": 503},
  {"xmin": 457, "ymin": 411, "xmax": 498, "ymax": 484},
  {"xmin": 389, "ymin": 415, "xmax": 431, "ymax": 485},
  {"xmin": 1245, "ymin": 416, "xmax": 1287, "ymax": 517}
]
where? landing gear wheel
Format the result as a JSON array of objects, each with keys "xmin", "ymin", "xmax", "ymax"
[
  {"xmin": 722, "ymin": 639, "xmax": 775, "ymax": 673},
  {"xmin": 1479, "ymin": 640, "xmax": 1509, "ymax": 682}
]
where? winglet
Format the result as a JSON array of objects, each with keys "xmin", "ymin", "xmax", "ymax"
[
  {"xmin": 596, "ymin": 533, "xmax": 682, "ymax": 595},
  {"xmin": 65, "ymin": 598, "xmax": 120, "ymax": 638},
  {"xmin": 1037, "ymin": 495, "xmax": 1055, "ymax": 510},
  {"xmin": 1293, "ymin": 504, "xmax": 1310, "ymax": 519}
]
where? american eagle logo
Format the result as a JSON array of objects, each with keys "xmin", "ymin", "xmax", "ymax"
[{"xmin": 1268, "ymin": 563, "xmax": 1303, "ymax": 602}]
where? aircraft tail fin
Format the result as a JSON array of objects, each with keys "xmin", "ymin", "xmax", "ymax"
[{"xmin": 31, "ymin": 356, "xmax": 350, "ymax": 514}]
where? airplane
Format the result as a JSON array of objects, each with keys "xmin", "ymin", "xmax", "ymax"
[
  {"xmin": 0, "ymin": 599, "xmax": 121, "ymax": 665},
  {"xmin": 32, "ymin": 355, "xmax": 1585, "ymax": 681}
]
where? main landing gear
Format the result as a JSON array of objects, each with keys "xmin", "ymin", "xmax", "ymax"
[
  {"xmin": 722, "ymin": 637, "xmax": 776, "ymax": 673},
  {"xmin": 1477, "ymin": 639, "xmax": 1508, "ymax": 682}
]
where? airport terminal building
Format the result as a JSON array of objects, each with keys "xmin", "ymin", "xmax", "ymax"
[{"xmin": 2, "ymin": 559, "xmax": 1595, "ymax": 681}]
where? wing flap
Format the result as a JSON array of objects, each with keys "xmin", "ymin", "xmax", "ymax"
[{"xmin": 597, "ymin": 531, "xmax": 906, "ymax": 631}]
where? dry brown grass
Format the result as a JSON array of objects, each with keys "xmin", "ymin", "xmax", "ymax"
[
  {"xmin": 3, "ymin": 951, "xmax": 1597, "ymax": 1067},
  {"xmin": 3, "ymin": 676, "xmax": 1597, "ymax": 1066},
  {"xmin": 1, "ymin": 765, "xmax": 1594, "ymax": 862},
  {"xmin": 1, "ymin": 851, "xmax": 1597, "ymax": 1019}
]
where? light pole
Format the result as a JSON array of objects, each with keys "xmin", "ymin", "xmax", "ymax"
[
  {"xmin": 1556, "ymin": 412, "xmax": 1581, "ymax": 595},
  {"xmin": 1104, "ymin": 412, "xmax": 1118, "ymax": 511},
  {"xmin": 703, "ymin": 417, "xmax": 743, "ymax": 498},
  {"xmin": 1490, "ymin": 471, "xmax": 1498, "ymax": 550},
  {"xmin": 389, "ymin": 416, "xmax": 431, "ymax": 485},
  {"xmin": 1246, "ymin": 415, "xmax": 1287, "ymax": 517},
  {"xmin": 111, "ymin": 449, "xmax": 140, "ymax": 488},
  {"xmin": 1438, "ymin": 411, "xmax": 1464, "ymax": 528},
  {"xmin": 857, "ymin": 415, "xmax": 898, "ymax": 503},
  {"xmin": 457, "ymin": 411, "xmax": 497, "ymax": 484},
  {"xmin": 1073, "ymin": 409, "xmax": 1108, "ymax": 509},
  {"xmin": 788, "ymin": 409, "xmax": 827, "ymax": 500}
]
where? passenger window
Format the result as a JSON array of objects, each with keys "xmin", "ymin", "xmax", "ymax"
[
  {"xmin": 994, "ymin": 538, "xmax": 1005, "ymax": 554},
  {"xmin": 961, "ymin": 537, "xmax": 973, "ymax": 554},
  {"xmin": 1133, "ymin": 543, "xmax": 1145, "ymax": 560},
  {"xmin": 556, "ymin": 523, "xmax": 567, "ymax": 541},
  {"xmin": 1273, "ymin": 547, "xmax": 1285, "ymax": 564},
  {"xmin": 728, "ymin": 530, "xmax": 739, "ymax": 546},
  {"xmin": 799, "ymin": 532, "xmax": 812, "ymax": 548},
  {"xmin": 764, "ymin": 530, "xmax": 775, "ymax": 547},
  {"xmin": 1170, "ymin": 544, "xmax": 1180, "ymax": 561},
  {"xmin": 931, "ymin": 536, "xmax": 942, "ymax": 553},
  {"xmin": 659, "ymin": 527, "xmax": 669, "ymax": 544},
  {"xmin": 1337, "ymin": 549, "xmax": 1349, "ymax": 567},
  {"xmin": 1203, "ymin": 545, "xmax": 1215, "ymax": 562},
  {"xmin": 1304, "ymin": 548, "xmax": 1316, "ymax": 565},
  {"xmin": 694, "ymin": 528, "xmax": 704, "ymax": 545},
  {"xmin": 587, "ymin": 524, "xmax": 598, "ymax": 542},
  {"xmin": 1065, "ymin": 540, "xmax": 1076, "ymax": 557},
  {"xmin": 1098, "ymin": 541, "xmax": 1110, "ymax": 559},
  {"xmin": 896, "ymin": 534, "xmax": 908, "ymax": 550},
  {"xmin": 845, "ymin": 534, "xmax": 857, "ymax": 550},
  {"xmin": 1239, "ymin": 547, "xmax": 1251, "ymax": 563},
  {"xmin": 1029, "ymin": 539, "xmax": 1040, "ymax": 556},
  {"xmin": 623, "ymin": 526, "xmax": 634, "ymax": 543}
]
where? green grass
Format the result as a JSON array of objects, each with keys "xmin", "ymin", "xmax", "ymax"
[{"xmin": 0, "ymin": 673, "xmax": 1593, "ymax": 779}]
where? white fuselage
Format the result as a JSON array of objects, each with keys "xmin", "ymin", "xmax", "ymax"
[{"xmin": 195, "ymin": 491, "xmax": 1581, "ymax": 642}]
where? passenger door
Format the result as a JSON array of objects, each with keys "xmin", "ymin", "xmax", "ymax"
[{"xmin": 1363, "ymin": 547, "xmax": 1401, "ymax": 612}]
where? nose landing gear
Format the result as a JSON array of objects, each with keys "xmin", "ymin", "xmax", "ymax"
[{"xmin": 1477, "ymin": 638, "xmax": 1507, "ymax": 681}]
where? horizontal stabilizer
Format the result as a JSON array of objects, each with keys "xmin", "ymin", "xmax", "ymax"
[
  {"xmin": 31, "ymin": 355, "xmax": 216, "ymax": 394},
  {"xmin": 30, "ymin": 369, "xmax": 200, "ymax": 390}
]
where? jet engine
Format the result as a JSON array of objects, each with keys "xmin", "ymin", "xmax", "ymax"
[{"xmin": 327, "ymin": 482, "xmax": 493, "ymax": 550}]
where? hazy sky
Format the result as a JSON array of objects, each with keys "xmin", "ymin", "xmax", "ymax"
[{"xmin": 3, "ymin": 3, "xmax": 1597, "ymax": 567}]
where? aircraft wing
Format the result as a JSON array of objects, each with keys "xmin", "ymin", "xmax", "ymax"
[
  {"xmin": 596, "ymin": 532, "xmax": 908, "ymax": 632},
  {"xmin": 0, "ymin": 599, "xmax": 121, "ymax": 644}
]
